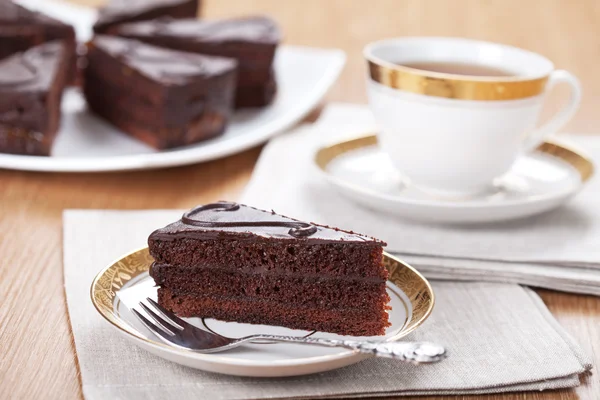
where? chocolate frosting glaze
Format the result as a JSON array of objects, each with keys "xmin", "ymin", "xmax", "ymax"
[
  {"xmin": 0, "ymin": 1, "xmax": 66, "ymax": 27},
  {"xmin": 96, "ymin": 0, "xmax": 193, "ymax": 24},
  {"xmin": 150, "ymin": 201, "xmax": 384, "ymax": 244},
  {"xmin": 182, "ymin": 202, "xmax": 317, "ymax": 238},
  {"xmin": 117, "ymin": 16, "xmax": 280, "ymax": 44},
  {"xmin": 0, "ymin": 57, "xmax": 37, "ymax": 86},
  {"xmin": 0, "ymin": 41, "xmax": 64, "ymax": 91},
  {"xmin": 92, "ymin": 35, "xmax": 237, "ymax": 84}
]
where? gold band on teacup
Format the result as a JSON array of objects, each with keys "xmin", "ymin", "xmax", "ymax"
[{"xmin": 367, "ymin": 60, "xmax": 549, "ymax": 101}]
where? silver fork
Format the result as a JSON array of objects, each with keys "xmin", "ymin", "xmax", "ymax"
[{"xmin": 132, "ymin": 298, "xmax": 446, "ymax": 364}]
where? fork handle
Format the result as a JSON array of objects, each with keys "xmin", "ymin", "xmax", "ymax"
[{"xmin": 247, "ymin": 335, "xmax": 446, "ymax": 363}]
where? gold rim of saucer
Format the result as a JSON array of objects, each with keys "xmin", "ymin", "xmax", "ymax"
[
  {"xmin": 315, "ymin": 134, "xmax": 594, "ymax": 184},
  {"xmin": 90, "ymin": 248, "xmax": 435, "ymax": 363},
  {"xmin": 366, "ymin": 59, "xmax": 549, "ymax": 101}
]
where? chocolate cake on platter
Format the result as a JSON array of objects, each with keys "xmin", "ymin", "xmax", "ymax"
[
  {"xmin": 84, "ymin": 35, "xmax": 237, "ymax": 149},
  {"xmin": 148, "ymin": 202, "xmax": 391, "ymax": 336},
  {"xmin": 0, "ymin": 1, "xmax": 76, "ymax": 81},
  {"xmin": 0, "ymin": 41, "xmax": 70, "ymax": 156},
  {"xmin": 93, "ymin": 0, "xmax": 200, "ymax": 34},
  {"xmin": 114, "ymin": 16, "xmax": 280, "ymax": 108}
]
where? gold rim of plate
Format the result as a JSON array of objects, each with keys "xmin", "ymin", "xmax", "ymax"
[
  {"xmin": 91, "ymin": 247, "xmax": 435, "ymax": 360},
  {"xmin": 315, "ymin": 135, "xmax": 594, "ymax": 183}
]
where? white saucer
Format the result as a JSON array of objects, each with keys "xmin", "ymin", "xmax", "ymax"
[
  {"xmin": 315, "ymin": 135, "xmax": 594, "ymax": 224},
  {"xmin": 91, "ymin": 248, "xmax": 434, "ymax": 377}
]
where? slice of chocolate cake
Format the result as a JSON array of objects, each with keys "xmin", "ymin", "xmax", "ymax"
[
  {"xmin": 84, "ymin": 36, "xmax": 237, "ymax": 149},
  {"xmin": 0, "ymin": 1, "xmax": 76, "ymax": 82},
  {"xmin": 0, "ymin": 41, "xmax": 69, "ymax": 156},
  {"xmin": 148, "ymin": 202, "xmax": 391, "ymax": 336},
  {"xmin": 114, "ymin": 16, "xmax": 280, "ymax": 108},
  {"xmin": 93, "ymin": 0, "xmax": 200, "ymax": 34}
]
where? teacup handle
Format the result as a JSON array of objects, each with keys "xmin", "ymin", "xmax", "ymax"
[{"xmin": 523, "ymin": 70, "xmax": 582, "ymax": 152}]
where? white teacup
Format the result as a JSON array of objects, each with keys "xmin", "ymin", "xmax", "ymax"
[{"xmin": 364, "ymin": 37, "xmax": 581, "ymax": 197}]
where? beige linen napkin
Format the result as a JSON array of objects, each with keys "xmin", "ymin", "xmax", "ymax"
[
  {"xmin": 64, "ymin": 209, "xmax": 592, "ymax": 399},
  {"xmin": 240, "ymin": 103, "xmax": 600, "ymax": 296}
]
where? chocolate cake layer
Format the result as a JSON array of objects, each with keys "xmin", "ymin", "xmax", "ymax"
[
  {"xmin": 235, "ymin": 72, "xmax": 277, "ymax": 108},
  {"xmin": 0, "ymin": 1, "xmax": 76, "ymax": 82},
  {"xmin": 84, "ymin": 36, "xmax": 236, "ymax": 149},
  {"xmin": 85, "ymin": 89, "xmax": 227, "ymax": 149},
  {"xmin": 115, "ymin": 17, "xmax": 280, "ymax": 107},
  {"xmin": 150, "ymin": 238, "xmax": 386, "ymax": 279},
  {"xmin": 158, "ymin": 288, "xmax": 390, "ymax": 336},
  {"xmin": 0, "ymin": 41, "xmax": 69, "ymax": 155},
  {"xmin": 93, "ymin": 0, "xmax": 200, "ymax": 34},
  {"xmin": 84, "ymin": 74, "xmax": 231, "ymax": 128},
  {"xmin": 85, "ymin": 91, "xmax": 227, "ymax": 149},
  {"xmin": 151, "ymin": 263, "xmax": 390, "ymax": 310}
]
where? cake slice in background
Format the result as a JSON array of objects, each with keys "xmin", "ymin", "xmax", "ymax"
[
  {"xmin": 148, "ymin": 202, "xmax": 391, "ymax": 336},
  {"xmin": 114, "ymin": 16, "xmax": 280, "ymax": 108},
  {"xmin": 93, "ymin": 0, "xmax": 200, "ymax": 34},
  {"xmin": 0, "ymin": 1, "xmax": 76, "ymax": 82},
  {"xmin": 0, "ymin": 41, "xmax": 69, "ymax": 156},
  {"xmin": 0, "ymin": 26, "xmax": 43, "ymax": 60},
  {"xmin": 84, "ymin": 35, "xmax": 237, "ymax": 149}
]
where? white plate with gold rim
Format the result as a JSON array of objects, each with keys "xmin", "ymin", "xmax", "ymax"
[
  {"xmin": 315, "ymin": 135, "xmax": 594, "ymax": 224},
  {"xmin": 91, "ymin": 248, "xmax": 434, "ymax": 377}
]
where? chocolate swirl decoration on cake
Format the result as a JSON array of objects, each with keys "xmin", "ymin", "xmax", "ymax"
[{"xmin": 181, "ymin": 202, "xmax": 318, "ymax": 238}]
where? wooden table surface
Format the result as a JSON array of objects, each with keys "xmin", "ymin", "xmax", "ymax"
[{"xmin": 0, "ymin": 0, "xmax": 599, "ymax": 399}]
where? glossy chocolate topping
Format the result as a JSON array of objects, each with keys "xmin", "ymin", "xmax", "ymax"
[
  {"xmin": 0, "ymin": 1, "xmax": 69, "ymax": 28},
  {"xmin": 0, "ymin": 1, "xmax": 32, "ymax": 21},
  {"xmin": 182, "ymin": 202, "xmax": 317, "ymax": 238},
  {"xmin": 92, "ymin": 35, "xmax": 237, "ymax": 84},
  {"xmin": 96, "ymin": 0, "xmax": 193, "ymax": 23},
  {"xmin": 150, "ymin": 202, "xmax": 383, "ymax": 244},
  {"xmin": 0, "ymin": 57, "xmax": 37, "ymax": 86},
  {"xmin": 117, "ymin": 16, "xmax": 280, "ymax": 44},
  {"xmin": 0, "ymin": 41, "xmax": 64, "ymax": 90}
]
